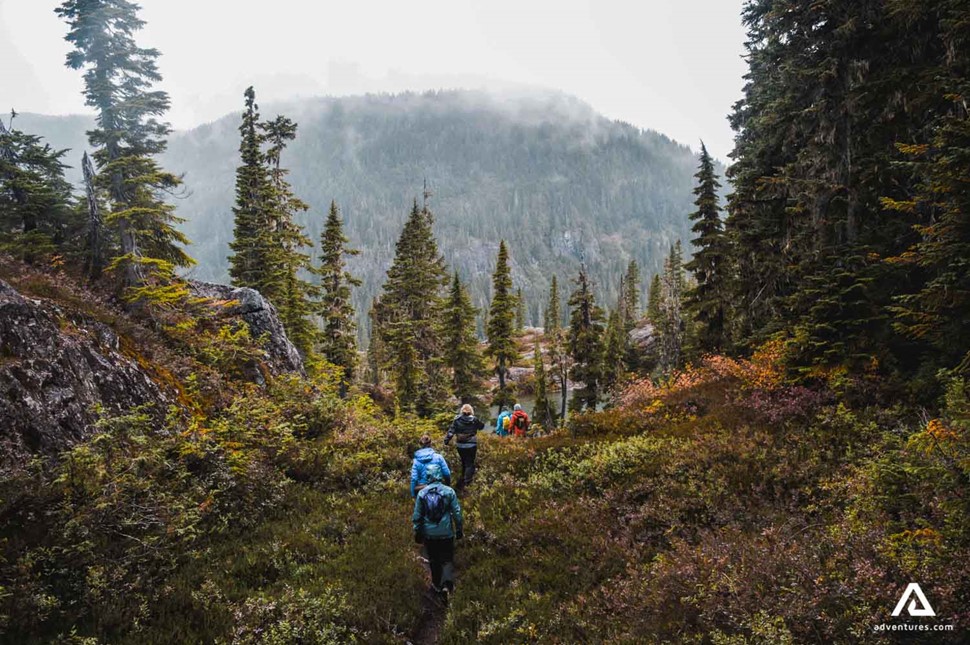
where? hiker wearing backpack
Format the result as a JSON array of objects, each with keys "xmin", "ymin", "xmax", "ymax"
[
  {"xmin": 410, "ymin": 434, "xmax": 452, "ymax": 497},
  {"xmin": 510, "ymin": 403, "xmax": 530, "ymax": 438},
  {"xmin": 495, "ymin": 406, "xmax": 511, "ymax": 437},
  {"xmin": 412, "ymin": 463, "xmax": 463, "ymax": 601},
  {"xmin": 444, "ymin": 404, "xmax": 485, "ymax": 489}
]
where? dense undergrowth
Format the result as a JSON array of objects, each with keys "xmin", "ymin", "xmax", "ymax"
[{"xmin": 1, "ymin": 264, "xmax": 968, "ymax": 643}]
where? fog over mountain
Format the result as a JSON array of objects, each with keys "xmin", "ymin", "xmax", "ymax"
[{"xmin": 17, "ymin": 89, "xmax": 712, "ymax": 338}]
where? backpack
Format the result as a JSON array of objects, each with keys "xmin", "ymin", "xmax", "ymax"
[
  {"xmin": 512, "ymin": 411, "xmax": 529, "ymax": 433},
  {"xmin": 421, "ymin": 487, "xmax": 448, "ymax": 523},
  {"xmin": 502, "ymin": 416, "xmax": 511, "ymax": 431}
]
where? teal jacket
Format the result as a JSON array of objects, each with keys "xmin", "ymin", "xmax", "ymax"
[
  {"xmin": 495, "ymin": 410, "xmax": 511, "ymax": 436},
  {"xmin": 412, "ymin": 482, "xmax": 463, "ymax": 539}
]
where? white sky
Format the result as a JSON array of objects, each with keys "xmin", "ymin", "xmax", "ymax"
[{"xmin": 0, "ymin": 0, "xmax": 748, "ymax": 160}]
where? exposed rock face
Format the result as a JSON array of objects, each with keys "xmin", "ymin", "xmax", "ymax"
[
  {"xmin": 629, "ymin": 320, "xmax": 659, "ymax": 371},
  {"xmin": 189, "ymin": 281, "xmax": 305, "ymax": 379},
  {"xmin": 0, "ymin": 281, "xmax": 171, "ymax": 466}
]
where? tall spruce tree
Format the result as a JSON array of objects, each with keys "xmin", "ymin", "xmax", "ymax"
[
  {"xmin": 684, "ymin": 142, "xmax": 727, "ymax": 353},
  {"xmin": 548, "ymin": 328, "xmax": 571, "ymax": 424},
  {"xmin": 486, "ymin": 241, "xmax": 518, "ymax": 408},
  {"xmin": 375, "ymin": 200, "xmax": 449, "ymax": 414},
  {"xmin": 602, "ymin": 308, "xmax": 626, "ymax": 395},
  {"xmin": 545, "ymin": 275, "xmax": 562, "ymax": 334},
  {"xmin": 56, "ymin": 0, "xmax": 192, "ymax": 292},
  {"xmin": 443, "ymin": 272, "xmax": 486, "ymax": 404},
  {"xmin": 260, "ymin": 114, "xmax": 316, "ymax": 356},
  {"xmin": 621, "ymin": 260, "xmax": 641, "ymax": 331},
  {"xmin": 646, "ymin": 273, "xmax": 662, "ymax": 324},
  {"xmin": 532, "ymin": 336, "xmax": 556, "ymax": 429},
  {"xmin": 515, "ymin": 287, "xmax": 526, "ymax": 330},
  {"xmin": 658, "ymin": 244, "xmax": 685, "ymax": 374},
  {"xmin": 228, "ymin": 87, "xmax": 273, "ymax": 289},
  {"xmin": 567, "ymin": 265, "xmax": 605, "ymax": 412},
  {"xmin": 317, "ymin": 200, "xmax": 360, "ymax": 391}
]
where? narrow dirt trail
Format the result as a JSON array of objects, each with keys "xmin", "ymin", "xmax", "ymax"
[{"xmin": 409, "ymin": 587, "xmax": 446, "ymax": 645}]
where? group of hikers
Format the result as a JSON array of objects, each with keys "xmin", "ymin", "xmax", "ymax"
[{"xmin": 409, "ymin": 401, "xmax": 531, "ymax": 604}]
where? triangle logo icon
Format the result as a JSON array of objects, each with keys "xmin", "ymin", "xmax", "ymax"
[{"xmin": 891, "ymin": 583, "xmax": 936, "ymax": 617}]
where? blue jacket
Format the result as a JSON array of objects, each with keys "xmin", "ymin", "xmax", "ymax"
[
  {"xmin": 495, "ymin": 410, "xmax": 511, "ymax": 436},
  {"xmin": 410, "ymin": 448, "xmax": 452, "ymax": 497},
  {"xmin": 412, "ymin": 482, "xmax": 463, "ymax": 539}
]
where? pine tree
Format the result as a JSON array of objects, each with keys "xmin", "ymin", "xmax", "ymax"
[
  {"xmin": 228, "ymin": 87, "xmax": 273, "ymax": 289},
  {"xmin": 443, "ymin": 272, "xmax": 486, "ymax": 404},
  {"xmin": 545, "ymin": 275, "xmax": 562, "ymax": 334},
  {"xmin": 621, "ymin": 260, "xmax": 641, "ymax": 331},
  {"xmin": 261, "ymin": 114, "xmax": 317, "ymax": 356},
  {"xmin": 56, "ymin": 0, "xmax": 192, "ymax": 293},
  {"xmin": 602, "ymin": 308, "xmax": 626, "ymax": 394},
  {"xmin": 515, "ymin": 287, "xmax": 526, "ymax": 330},
  {"xmin": 531, "ymin": 336, "xmax": 556, "ymax": 428},
  {"xmin": 646, "ymin": 273, "xmax": 662, "ymax": 324},
  {"xmin": 685, "ymin": 142, "xmax": 728, "ymax": 354},
  {"xmin": 365, "ymin": 297, "xmax": 385, "ymax": 387},
  {"xmin": 375, "ymin": 200, "xmax": 449, "ymax": 414},
  {"xmin": 0, "ymin": 114, "xmax": 74, "ymax": 263},
  {"xmin": 658, "ymin": 244, "xmax": 685, "ymax": 374},
  {"xmin": 81, "ymin": 151, "xmax": 107, "ymax": 278},
  {"xmin": 316, "ymin": 200, "xmax": 360, "ymax": 391},
  {"xmin": 567, "ymin": 265, "xmax": 605, "ymax": 412},
  {"xmin": 486, "ymin": 241, "xmax": 518, "ymax": 408}
]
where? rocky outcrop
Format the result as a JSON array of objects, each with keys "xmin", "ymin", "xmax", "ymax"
[
  {"xmin": 189, "ymin": 281, "xmax": 305, "ymax": 379},
  {"xmin": 0, "ymin": 280, "xmax": 171, "ymax": 466}
]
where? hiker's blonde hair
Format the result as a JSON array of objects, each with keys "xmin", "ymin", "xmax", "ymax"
[{"xmin": 460, "ymin": 404, "xmax": 474, "ymax": 415}]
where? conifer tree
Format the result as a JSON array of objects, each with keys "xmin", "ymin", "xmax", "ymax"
[
  {"xmin": 56, "ymin": 0, "xmax": 192, "ymax": 292},
  {"xmin": 228, "ymin": 87, "xmax": 273, "ymax": 289},
  {"xmin": 515, "ymin": 287, "xmax": 526, "ymax": 330},
  {"xmin": 545, "ymin": 275, "xmax": 562, "ymax": 334},
  {"xmin": 260, "ymin": 114, "xmax": 317, "ymax": 356},
  {"xmin": 602, "ymin": 308, "xmax": 626, "ymax": 394},
  {"xmin": 658, "ymin": 244, "xmax": 685, "ymax": 374},
  {"xmin": 567, "ymin": 265, "xmax": 605, "ymax": 412},
  {"xmin": 531, "ymin": 336, "xmax": 556, "ymax": 428},
  {"xmin": 365, "ymin": 297, "xmax": 385, "ymax": 387},
  {"xmin": 646, "ymin": 273, "xmax": 662, "ymax": 324},
  {"xmin": 0, "ymin": 114, "xmax": 74, "ymax": 263},
  {"xmin": 317, "ymin": 200, "xmax": 360, "ymax": 391},
  {"xmin": 375, "ymin": 200, "xmax": 449, "ymax": 414},
  {"xmin": 621, "ymin": 260, "xmax": 641, "ymax": 331},
  {"xmin": 443, "ymin": 272, "xmax": 486, "ymax": 404},
  {"xmin": 486, "ymin": 241, "xmax": 518, "ymax": 408},
  {"xmin": 685, "ymin": 142, "xmax": 727, "ymax": 353}
]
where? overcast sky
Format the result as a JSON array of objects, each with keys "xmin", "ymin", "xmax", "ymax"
[{"xmin": 1, "ymin": 0, "xmax": 748, "ymax": 160}]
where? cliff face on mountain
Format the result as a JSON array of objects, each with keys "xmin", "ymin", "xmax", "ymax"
[{"xmin": 0, "ymin": 280, "xmax": 170, "ymax": 465}]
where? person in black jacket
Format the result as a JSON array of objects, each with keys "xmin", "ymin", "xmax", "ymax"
[{"xmin": 444, "ymin": 404, "xmax": 485, "ymax": 490}]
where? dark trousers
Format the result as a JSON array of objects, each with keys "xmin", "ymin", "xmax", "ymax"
[
  {"xmin": 424, "ymin": 537, "xmax": 455, "ymax": 590},
  {"xmin": 457, "ymin": 445, "xmax": 477, "ymax": 487}
]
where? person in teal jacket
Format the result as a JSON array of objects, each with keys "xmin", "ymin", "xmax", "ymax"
[
  {"xmin": 412, "ymin": 464, "xmax": 463, "ymax": 599},
  {"xmin": 495, "ymin": 406, "xmax": 511, "ymax": 437}
]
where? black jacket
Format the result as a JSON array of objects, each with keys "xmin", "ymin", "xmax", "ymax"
[{"xmin": 445, "ymin": 414, "xmax": 485, "ymax": 448}]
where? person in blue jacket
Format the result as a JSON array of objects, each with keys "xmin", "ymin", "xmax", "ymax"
[
  {"xmin": 412, "ymin": 464, "xmax": 463, "ymax": 600},
  {"xmin": 495, "ymin": 406, "xmax": 511, "ymax": 437},
  {"xmin": 410, "ymin": 434, "xmax": 451, "ymax": 497}
]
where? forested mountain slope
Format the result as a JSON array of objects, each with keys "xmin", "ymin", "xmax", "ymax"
[{"xmin": 19, "ymin": 90, "xmax": 705, "ymax": 334}]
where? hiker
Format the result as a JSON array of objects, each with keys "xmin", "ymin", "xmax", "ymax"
[
  {"xmin": 413, "ymin": 463, "xmax": 463, "ymax": 601},
  {"xmin": 410, "ymin": 434, "xmax": 452, "ymax": 497},
  {"xmin": 444, "ymin": 403, "xmax": 485, "ymax": 489},
  {"xmin": 495, "ymin": 405, "xmax": 511, "ymax": 437},
  {"xmin": 510, "ymin": 403, "xmax": 530, "ymax": 438}
]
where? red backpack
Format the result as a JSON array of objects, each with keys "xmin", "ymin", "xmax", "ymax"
[{"xmin": 510, "ymin": 410, "xmax": 530, "ymax": 437}]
